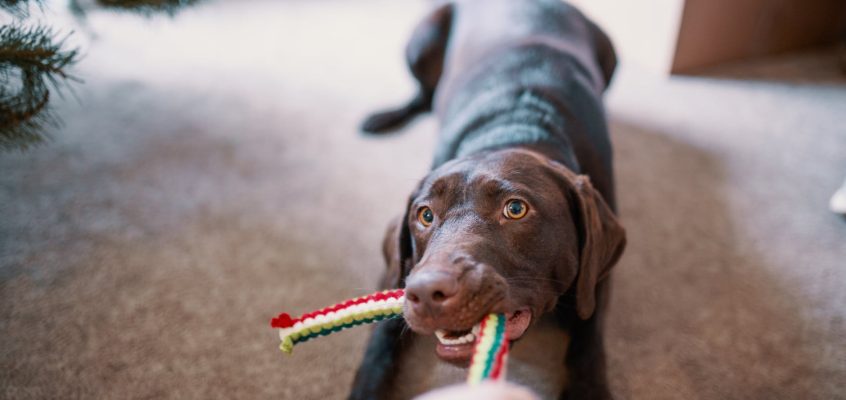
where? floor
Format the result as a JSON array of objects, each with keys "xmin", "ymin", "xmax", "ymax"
[{"xmin": 1, "ymin": 1, "xmax": 845, "ymax": 399}]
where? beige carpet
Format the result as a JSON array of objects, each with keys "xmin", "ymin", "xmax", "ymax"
[{"xmin": 2, "ymin": 1, "xmax": 845, "ymax": 399}]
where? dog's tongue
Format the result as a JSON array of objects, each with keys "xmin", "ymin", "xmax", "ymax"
[{"xmin": 504, "ymin": 309, "xmax": 532, "ymax": 340}]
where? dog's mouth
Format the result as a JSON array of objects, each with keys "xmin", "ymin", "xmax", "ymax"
[{"xmin": 433, "ymin": 308, "xmax": 532, "ymax": 365}]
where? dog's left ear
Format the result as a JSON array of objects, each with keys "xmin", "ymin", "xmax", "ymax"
[{"xmin": 568, "ymin": 174, "xmax": 626, "ymax": 320}]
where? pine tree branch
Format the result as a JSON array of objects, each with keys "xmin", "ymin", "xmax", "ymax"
[
  {"xmin": 0, "ymin": 25, "xmax": 79, "ymax": 151},
  {"xmin": 0, "ymin": 0, "xmax": 200, "ymax": 151},
  {"xmin": 95, "ymin": 0, "xmax": 201, "ymax": 16},
  {"xmin": 1, "ymin": 0, "xmax": 44, "ymax": 18}
]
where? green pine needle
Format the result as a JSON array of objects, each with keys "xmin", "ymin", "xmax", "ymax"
[
  {"xmin": 0, "ymin": 0, "xmax": 201, "ymax": 151},
  {"xmin": 1, "ymin": 0, "xmax": 44, "ymax": 18},
  {"xmin": 96, "ymin": 0, "xmax": 201, "ymax": 16},
  {"xmin": 0, "ymin": 24, "xmax": 79, "ymax": 151}
]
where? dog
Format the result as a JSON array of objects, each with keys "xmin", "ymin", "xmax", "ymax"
[{"xmin": 350, "ymin": 0, "xmax": 626, "ymax": 398}]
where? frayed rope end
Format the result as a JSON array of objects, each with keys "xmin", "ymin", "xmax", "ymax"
[{"xmin": 279, "ymin": 336, "xmax": 294, "ymax": 354}]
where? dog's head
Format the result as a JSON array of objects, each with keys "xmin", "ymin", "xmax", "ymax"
[{"xmin": 382, "ymin": 148, "xmax": 625, "ymax": 364}]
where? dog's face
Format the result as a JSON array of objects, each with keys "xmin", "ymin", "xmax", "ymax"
[{"xmin": 382, "ymin": 148, "xmax": 625, "ymax": 364}]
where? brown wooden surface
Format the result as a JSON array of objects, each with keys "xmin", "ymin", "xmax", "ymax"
[{"xmin": 672, "ymin": 0, "xmax": 846, "ymax": 73}]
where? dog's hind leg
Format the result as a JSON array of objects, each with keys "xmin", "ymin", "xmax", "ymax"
[
  {"xmin": 586, "ymin": 19, "xmax": 617, "ymax": 91},
  {"xmin": 361, "ymin": 3, "xmax": 453, "ymax": 134}
]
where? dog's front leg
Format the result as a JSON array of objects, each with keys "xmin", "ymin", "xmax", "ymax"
[
  {"xmin": 559, "ymin": 280, "xmax": 614, "ymax": 400},
  {"xmin": 348, "ymin": 317, "xmax": 407, "ymax": 400}
]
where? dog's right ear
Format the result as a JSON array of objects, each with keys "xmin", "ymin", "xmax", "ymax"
[{"xmin": 379, "ymin": 205, "xmax": 414, "ymax": 290}]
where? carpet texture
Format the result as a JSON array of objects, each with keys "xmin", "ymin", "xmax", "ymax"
[{"xmin": 1, "ymin": 1, "xmax": 845, "ymax": 399}]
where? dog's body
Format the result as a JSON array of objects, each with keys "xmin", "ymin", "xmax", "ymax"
[{"xmin": 351, "ymin": 1, "xmax": 624, "ymax": 399}]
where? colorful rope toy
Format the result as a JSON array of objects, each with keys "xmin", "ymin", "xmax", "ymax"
[
  {"xmin": 270, "ymin": 289, "xmax": 510, "ymax": 383},
  {"xmin": 467, "ymin": 313, "xmax": 509, "ymax": 384},
  {"xmin": 270, "ymin": 289, "xmax": 405, "ymax": 354}
]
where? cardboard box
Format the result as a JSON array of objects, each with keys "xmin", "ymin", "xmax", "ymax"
[{"xmin": 671, "ymin": 0, "xmax": 846, "ymax": 73}]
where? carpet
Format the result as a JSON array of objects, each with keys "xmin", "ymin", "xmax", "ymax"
[{"xmin": 1, "ymin": 1, "xmax": 844, "ymax": 399}]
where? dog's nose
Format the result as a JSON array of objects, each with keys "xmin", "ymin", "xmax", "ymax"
[{"xmin": 405, "ymin": 270, "xmax": 459, "ymax": 312}]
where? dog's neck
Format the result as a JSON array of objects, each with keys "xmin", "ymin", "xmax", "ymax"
[{"xmin": 432, "ymin": 88, "xmax": 581, "ymax": 171}]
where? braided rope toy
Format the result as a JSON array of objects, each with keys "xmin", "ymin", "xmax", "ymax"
[
  {"xmin": 467, "ymin": 313, "xmax": 509, "ymax": 384},
  {"xmin": 270, "ymin": 289, "xmax": 509, "ymax": 383}
]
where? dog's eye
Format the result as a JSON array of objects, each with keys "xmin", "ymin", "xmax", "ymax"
[
  {"xmin": 417, "ymin": 206, "xmax": 434, "ymax": 226},
  {"xmin": 503, "ymin": 200, "xmax": 528, "ymax": 219}
]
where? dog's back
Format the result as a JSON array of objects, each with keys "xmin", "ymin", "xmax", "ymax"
[
  {"xmin": 435, "ymin": 0, "xmax": 614, "ymax": 107},
  {"xmin": 433, "ymin": 0, "xmax": 618, "ymax": 204}
]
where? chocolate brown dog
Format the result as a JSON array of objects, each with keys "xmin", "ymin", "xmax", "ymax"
[{"xmin": 351, "ymin": 1, "xmax": 625, "ymax": 399}]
